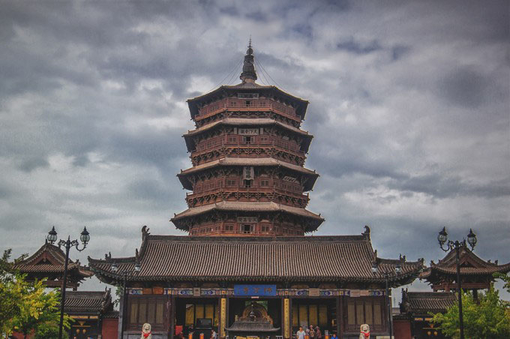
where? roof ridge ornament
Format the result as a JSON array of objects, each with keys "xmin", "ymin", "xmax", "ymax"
[
  {"xmin": 240, "ymin": 38, "xmax": 257, "ymax": 83},
  {"xmin": 362, "ymin": 225, "xmax": 371, "ymax": 240}
]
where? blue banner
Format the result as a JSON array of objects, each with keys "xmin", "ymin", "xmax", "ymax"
[{"xmin": 234, "ymin": 285, "xmax": 277, "ymax": 296}]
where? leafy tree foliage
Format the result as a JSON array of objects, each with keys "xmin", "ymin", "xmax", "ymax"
[
  {"xmin": 0, "ymin": 249, "xmax": 71, "ymax": 338},
  {"xmin": 432, "ymin": 288, "xmax": 510, "ymax": 339},
  {"xmin": 494, "ymin": 272, "xmax": 510, "ymax": 293}
]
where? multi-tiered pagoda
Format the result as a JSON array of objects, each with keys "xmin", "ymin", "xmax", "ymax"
[{"xmin": 172, "ymin": 43, "xmax": 322, "ymax": 237}]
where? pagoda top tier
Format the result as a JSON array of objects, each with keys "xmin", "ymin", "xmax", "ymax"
[{"xmin": 187, "ymin": 44, "xmax": 309, "ymax": 121}]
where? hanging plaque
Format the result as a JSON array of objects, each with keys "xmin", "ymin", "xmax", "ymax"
[{"xmin": 243, "ymin": 166, "xmax": 254, "ymax": 180}]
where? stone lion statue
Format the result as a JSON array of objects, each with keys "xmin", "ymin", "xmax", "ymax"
[
  {"xmin": 141, "ymin": 323, "xmax": 152, "ymax": 339},
  {"xmin": 359, "ymin": 323, "xmax": 370, "ymax": 339}
]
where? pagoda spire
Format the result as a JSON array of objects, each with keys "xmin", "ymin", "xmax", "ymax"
[{"xmin": 240, "ymin": 38, "xmax": 257, "ymax": 83}]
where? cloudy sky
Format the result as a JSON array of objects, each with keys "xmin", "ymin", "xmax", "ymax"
[{"xmin": 1, "ymin": 0, "xmax": 508, "ymax": 298}]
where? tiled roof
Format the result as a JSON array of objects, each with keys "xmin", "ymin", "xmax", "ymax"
[
  {"xmin": 426, "ymin": 265, "xmax": 510, "ymax": 275},
  {"xmin": 103, "ymin": 310, "xmax": 119, "ymax": 319},
  {"xmin": 64, "ymin": 290, "xmax": 112, "ymax": 315},
  {"xmin": 88, "ymin": 233, "xmax": 423, "ymax": 285},
  {"xmin": 179, "ymin": 157, "xmax": 318, "ymax": 176},
  {"xmin": 401, "ymin": 291, "xmax": 457, "ymax": 315},
  {"xmin": 178, "ymin": 158, "xmax": 319, "ymax": 191},
  {"xmin": 420, "ymin": 246, "xmax": 510, "ymax": 280},
  {"xmin": 184, "ymin": 118, "xmax": 311, "ymax": 137},
  {"xmin": 13, "ymin": 243, "xmax": 93, "ymax": 278},
  {"xmin": 171, "ymin": 201, "xmax": 323, "ymax": 221},
  {"xmin": 187, "ymin": 84, "xmax": 309, "ymax": 120}
]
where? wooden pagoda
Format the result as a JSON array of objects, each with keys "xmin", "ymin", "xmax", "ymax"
[{"xmin": 172, "ymin": 41, "xmax": 322, "ymax": 236}]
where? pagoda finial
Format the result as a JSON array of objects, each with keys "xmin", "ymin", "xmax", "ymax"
[{"xmin": 240, "ymin": 38, "xmax": 257, "ymax": 83}]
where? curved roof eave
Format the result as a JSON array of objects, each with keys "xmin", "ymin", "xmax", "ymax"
[{"xmin": 187, "ymin": 85, "xmax": 309, "ymax": 120}]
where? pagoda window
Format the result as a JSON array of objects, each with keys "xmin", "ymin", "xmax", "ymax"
[
  {"xmin": 228, "ymin": 136, "xmax": 237, "ymax": 144},
  {"xmin": 226, "ymin": 179, "xmax": 237, "ymax": 187},
  {"xmin": 243, "ymin": 180, "xmax": 252, "ymax": 188},
  {"xmin": 242, "ymin": 136, "xmax": 252, "ymax": 144},
  {"xmin": 224, "ymin": 224, "xmax": 234, "ymax": 232},
  {"xmin": 242, "ymin": 224, "xmax": 253, "ymax": 234},
  {"xmin": 260, "ymin": 180, "xmax": 269, "ymax": 187}
]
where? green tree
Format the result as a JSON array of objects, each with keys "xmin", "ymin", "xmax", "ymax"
[
  {"xmin": 432, "ymin": 288, "xmax": 510, "ymax": 339},
  {"xmin": 0, "ymin": 249, "xmax": 71, "ymax": 338},
  {"xmin": 494, "ymin": 272, "xmax": 510, "ymax": 293}
]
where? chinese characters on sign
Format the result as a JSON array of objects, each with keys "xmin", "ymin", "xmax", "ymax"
[
  {"xmin": 238, "ymin": 128, "xmax": 259, "ymax": 135},
  {"xmin": 243, "ymin": 166, "xmax": 254, "ymax": 180},
  {"xmin": 234, "ymin": 285, "xmax": 277, "ymax": 296},
  {"xmin": 237, "ymin": 217, "xmax": 258, "ymax": 223}
]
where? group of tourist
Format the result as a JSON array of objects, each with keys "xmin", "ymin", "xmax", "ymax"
[{"xmin": 296, "ymin": 325, "xmax": 331, "ymax": 339}]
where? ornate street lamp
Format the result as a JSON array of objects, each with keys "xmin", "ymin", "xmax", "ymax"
[
  {"xmin": 47, "ymin": 226, "xmax": 90, "ymax": 339},
  {"xmin": 372, "ymin": 262, "xmax": 402, "ymax": 338},
  {"xmin": 111, "ymin": 261, "xmax": 141, "ymax": 339},
  {"xmin": 437, "ymin": 227, "xmax": 477, "ymax": 339}
]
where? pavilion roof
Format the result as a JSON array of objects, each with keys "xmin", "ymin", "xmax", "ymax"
[
  {"xmin": 13, "ymin": 242, "xmax": 93, "ymax": 282},
  {"xmin": 420, "ymin": 246, "xmax": 510, "ymax": 281},
  {"xmin": 178, "ymin": 157, "xmax": 319, "ymax": 191},
  {"xmin": 183, "ymin": 118, "xmax": 313, "ymax": 152},
  {"xmin": 172, "ymin": 201, "xmax": 323, "ymax": 222},
  {"xmin": 400, "ymin": 290, "xmax": 457, "ymax": 315},
  {"xmin": 88, "ymin": 228, "xmax": 423, "ymax": 286},
  {"xmin": 64, "ymin": 289, "xmax": 113, "ymax": 315},
  {"xmin": 187, "ymin": 83, "xmax": 309, "ymax": 121}
]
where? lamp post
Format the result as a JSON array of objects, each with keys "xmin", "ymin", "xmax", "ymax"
[
  {"xmin": 437, "ymin": 227, "xmax": 477, "ymax": 339},
  {"xmin": 111, "ymin": 261, "xmax": 141, "ymax": 339},
  {"xmin": 372, "ymin": 262, "xmax": 401, "ymax": 339},
  {"xmin": 47, "ymin": 226, "xmax": 90, "ymax": 339}
]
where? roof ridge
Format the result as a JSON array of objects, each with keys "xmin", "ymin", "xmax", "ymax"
[{"xmin": 145, "ymin": 234, "xmax": 368, "ymax": 242}]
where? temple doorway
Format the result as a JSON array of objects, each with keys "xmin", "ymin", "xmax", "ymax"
[
  {"xmin": 291, "ymin": 299, "xmax": 337, "ymax": 336},
  {"xmin": 174, "ymin": 297, "xmax": 219, "ymax": 337}
]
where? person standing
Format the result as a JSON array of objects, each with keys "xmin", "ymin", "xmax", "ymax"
[
  {"xmin": 315, "ymin": 326, "xmax": 322, "ymax": 339},
  {"xmin": 309, "ymin": 325, "xmax": 315, "ymax": 339},
  {"xmin": 297, "ymin": 326, "xmax": 306, "ymax": 339}
]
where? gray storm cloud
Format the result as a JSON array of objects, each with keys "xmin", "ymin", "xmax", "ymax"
[{"xmin": 0, "ymin": 0, "xmax": 508, "ymax": 296}]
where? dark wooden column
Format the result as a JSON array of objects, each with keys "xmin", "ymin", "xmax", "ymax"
[
  {"xmin": 169, "ymin": 295, "xmax": 175, "ymax": 339},
  {"xmin": 117, "ymin": 293, "xmax": 124, "ymax": 339},
  {"xmin": 336, "ymin": 296, "xmax": 342, "ymax": 338}
]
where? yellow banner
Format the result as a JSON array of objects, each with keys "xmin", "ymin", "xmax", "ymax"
[
  {"xmin": 221, "ymin": 298, "xmax": 227, "ymax": 338},
  {"xmin": 284, "ymin": 298, "xmax": 290, "ymax": 339}
]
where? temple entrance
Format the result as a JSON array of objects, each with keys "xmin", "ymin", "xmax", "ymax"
[
  {"xmin": 174, "ymin": 298, "xmax": 219, "ymax": 338},
  {"xmin": 228, "ymin": 299, "xmax": 282, "ymax": 338},
  {"xmin": 292, "ymin": 299, "xmax": 337, "ymax": 336}
]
